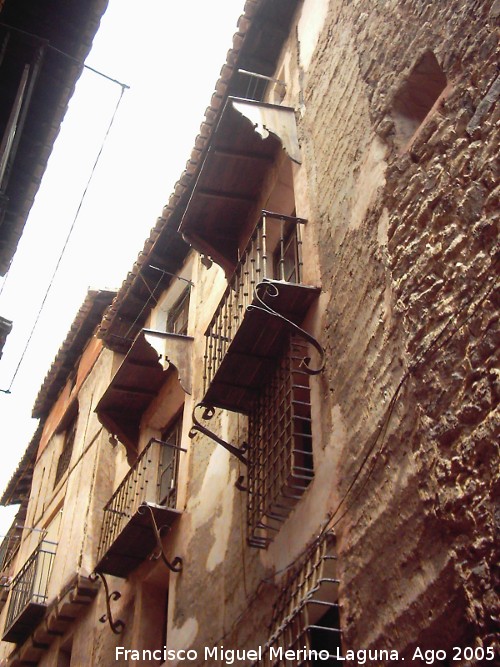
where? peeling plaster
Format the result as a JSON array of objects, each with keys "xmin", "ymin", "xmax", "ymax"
[
  {"xmin": 188, "ymin": 445, "xmax": 231, "ymax": 531},
  {"xmin": 350, "ymin": 136, "xmax": 388, "ymax": 230},
  {"xmin": 206, "ymin": 468, "xmax": 237, "ymax": 571}
]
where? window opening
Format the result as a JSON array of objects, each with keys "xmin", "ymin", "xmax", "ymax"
[
  {"xmin": 159, "ymin": 414, "xmax": 183, "ymax": 507},
  {"xmin": 273, "ymin": 221, "xmax": 300, "ymax": 283},
  {"xmin": 392, "ymin": 50, "xmax": 447, "ymax": 151},
  {"xmin": 166, "ymin": 287, "xmax": 190, "ymax": 336},
  {"xmin": 247, "ymin": 335, "xmax": 314, "ymax": 548},
  {"xmin": 54, "ymin": 417, "xmax": 77, "ymax": 487}
]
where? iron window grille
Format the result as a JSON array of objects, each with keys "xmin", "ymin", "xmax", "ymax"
[
  {"xmin": 247, "ymin": 335, "xmax": 314, "ymax": 548},
  {"xmin": 203, "ymin": 211, "xmax": 304, "ymax": 396},
  {"xmin": 4, "ymin": 540, "xmax": 57, "ymax": 638},
  {"xmin": 254, "ymin": 530, "xmax": 341, "ymax": 666}
]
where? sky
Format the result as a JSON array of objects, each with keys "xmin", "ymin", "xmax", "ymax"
[{"xmin": 0, "ymin": 0, "xmax": 245, "ymax": 536}]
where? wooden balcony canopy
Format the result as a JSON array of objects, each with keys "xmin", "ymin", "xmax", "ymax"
[
  {"xmin": 96, "ymin": 329, "xmax": 193, "ymax": 460},
  {"xmin": 178, "ymin": 97, "xmax": 301, "ymax": 275}
]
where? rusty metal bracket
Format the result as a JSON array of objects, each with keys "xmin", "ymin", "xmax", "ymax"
[
  {"xmin": 248, "ymin": 281, "xmax": 326, "ymax": 374},
  {"xmin": 235, "ymin": 474, "xmax": 248, "ymax": 492},
  {"xmin": 138, "ymin": 503, "xmax": 183, "ymax": 573},
  {"xmin": 189, "ymin": 403, "xmax": 248, "ymax": 465},
  {"xmin": 89, "ymin": 571, "xmax": 125, "ymax": 634}
]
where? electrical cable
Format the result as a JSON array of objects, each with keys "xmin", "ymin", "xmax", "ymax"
[
  {"xmin": 1, "ymin": 85, "xmax": 127, "ymax": 394},
  {"xmin": 0, "ymin": 21, "xmax": 130, "ymax": 90}
]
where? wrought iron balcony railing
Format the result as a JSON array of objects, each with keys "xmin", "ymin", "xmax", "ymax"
[
  {"xmin": 201, "ymin": 211, "xmax": 322, "ymax": 414},
  {"xmin": 2, "ymin": 540, "xmax": 56, "ymax": 644},
  {"xmin": 95, "ymin": 437, "xmax": 182, "ymax": 578}
]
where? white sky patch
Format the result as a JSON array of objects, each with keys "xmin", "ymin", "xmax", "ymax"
[{"xmin": 0, "ymin": 0, "xmax": 245, "ymax": 536}]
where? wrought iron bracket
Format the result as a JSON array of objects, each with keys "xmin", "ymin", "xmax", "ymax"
[
  {"xmin": 248, "ymin": 281, "xmax": 326, "ymax": 374},
  {"xmin": 89, "ymin": 571, "xmax": 125, "ymax": 634},
  {"xmin": 189, "ymin": 403, "xmax": 248, "ymax": 465},
  {"xmin": 235, "ymin": 475, "xmax": 248, "ymax": 492},
  {"xmin": 138, "ymin": 503, "xmax": 183, "ymax": 573}
]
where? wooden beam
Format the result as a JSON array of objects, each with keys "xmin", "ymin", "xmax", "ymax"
[{"xmin": 197, "ymin": 188, "xmax": 255, "ymax": 203}]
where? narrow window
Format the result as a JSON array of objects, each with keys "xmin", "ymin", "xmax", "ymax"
[
  {"xmin": 159, "ymin": 413, "xmax": 183, "ymax": 507},
  {"xmin": 392, "ymin": 50, "xmax": 447, "ymax": 151},
  {"xmin": 272, "ymin": 220, "xmax": 301, "ymax": 283},
  {"xmin": 54, "ymin": 416, "xmax": 77, "ymax": 487},
  {"xmin": 166, "ymin": 287, "xmax": 190, "ymax": 335}
]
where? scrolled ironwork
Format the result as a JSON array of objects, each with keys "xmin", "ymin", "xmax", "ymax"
[
  {"xmin": 235, "ymin": 475, "xmax": 248, "ymax": 492},
  {"xmin": 89, "ymin": 571, "xmax": 125, "ymax": 634},
  {"xmin": 248, "ymin": 281, "xmax": 326, "ymax": 374},
  {"xmin": 138, "ymin": 503, "xmax": 183, "ymax": 573},
  {"xmin": 189, "ymin": 402, "xmax": 248, "ymax": 465}
]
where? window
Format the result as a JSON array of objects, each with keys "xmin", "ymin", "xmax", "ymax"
[
  {"xmin": 392, "ymin": 50, "xmax": 447, "ymax": 151},
  {"xmin": 255, "ymin": 530, "xmax": 341, "ymax": 666},
  {"xmin": 159, "ymin": 414, "xmax": 183, "ymax": 507},
  {"xmin": 54, "ymin": 416, "xmax": 77, "ymax": 487},
  {"xmin": 166, "ymin": 287, "xmax": 190, "ymax": 335},
  {"xmin": 247, "ymin": 335, "xmax": 314, "ymax": 548},
  {"xmin": 273, "ymin": 222, "xmax": 301, "ymax": 283}
]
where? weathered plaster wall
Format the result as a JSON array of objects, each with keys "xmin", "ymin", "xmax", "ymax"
[{"xmin": 0, "ymin": 347, "xmax": 117, "ymax": 664}]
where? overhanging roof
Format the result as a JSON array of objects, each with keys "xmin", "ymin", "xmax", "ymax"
[
  {"xmin": 0, "ymin": 315, "xmax": 12, "ymax": 359},
  {"xmin": 97, "ymin": 0, "xmax": 301, "ymax": 350},
  {"xmin": 179, "ymin": 97, "xmax": 300, "ymax": 275},
  {"xmin": 32, "ymin": 289, "xmax": 116, "ymax": 419},
  {"xmin": 0, "ymin": 0, "xmax": 108, "ymax": 275},
  {"xmin": 95, "ymin": 329, "xmax": 193, "ymax": 460},
  {"xmin": 0, "ymin": 422, "xmax": 42, "ymax": 507}
]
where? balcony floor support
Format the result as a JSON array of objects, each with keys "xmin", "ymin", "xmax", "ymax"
[
  {"xmin": 189, "ymin": 403, "xmax": 248, "ymax": 465},
  {"xmin": 138, "ymin": 503, "xmax": 183, "ymax": 573},
  {"xmin": 89, "ymin": 572, "xmax": 124, "ymax": 635},
  {"xmin": 248, "ymin": 280, "xmax": 326, "ymax": 375}
]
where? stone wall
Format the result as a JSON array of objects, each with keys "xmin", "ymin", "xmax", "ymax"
[{"xmin": 295, "ymin": 0, "xmax": 499, "ymax": 659}]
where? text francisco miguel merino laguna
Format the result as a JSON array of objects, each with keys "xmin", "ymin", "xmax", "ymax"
[{"xmin": 115, "ymin": 646, "xmax": 401, "ymax": 663}]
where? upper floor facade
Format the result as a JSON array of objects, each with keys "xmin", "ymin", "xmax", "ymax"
[{"xmin": 0, "ymin": 0, "xmax": 498, "ymax": 664}]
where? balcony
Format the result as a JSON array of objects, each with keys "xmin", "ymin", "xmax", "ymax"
[
  {"xmin": 202, "ymin": 211, "xmax": 320, "ymax": 414},
  {"xmin": 95, "ymin": 438, "xmax": 181, "ymax": 579},
  {"xmin": 2, "ymin": 540, "xmax": 56, "ymax": 644}
]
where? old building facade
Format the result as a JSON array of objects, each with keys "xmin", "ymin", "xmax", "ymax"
[{"xmin": 0, "ymin": 0, "xmax": 498, "ymax": 665}]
